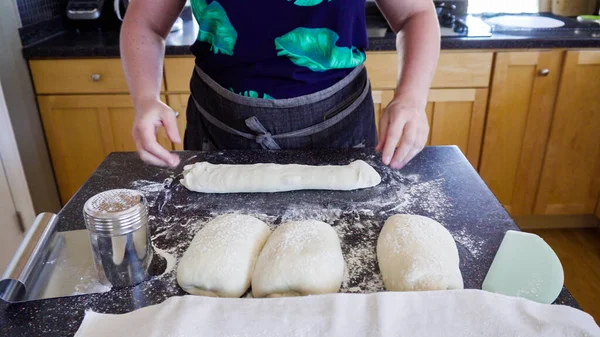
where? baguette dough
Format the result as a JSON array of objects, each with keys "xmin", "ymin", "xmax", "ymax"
[
  {"xmin": 177, "ymin": 214, "xmax": 271, "ymax": 297},
  {"xmin": 251, "ymin": 220, "xmax": 345, "ymax": 298},
  {"xmin": 377, "ymin": 214, "xmax": 463, "ymax": 291},
  {"xmin": 180, "ymin": 160, "xmax": 381, "ymax": 193}
]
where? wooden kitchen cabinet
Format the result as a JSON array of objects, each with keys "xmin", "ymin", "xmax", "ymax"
[
  {"xmin": 30, "ymin": 59, "xmax": 165, "ymax": 94},
  {"xmin": 430, "ymin": 52, "xmax": 493, "ymax": 88},
  {"xmin": 425, "ymin": 89, "xmax": 488, "ymax": 169},
  {"xmin": 167, "ymin": 94, "xmax": 190, "ymax": 151},
  {"xmin": 479, "ymin": 50, "xmax": 564, "ymax": 216},
  {"xmin": 368, "ymin": 51, "xmax": 491, "ymax": 169},
  {"xmin": 373, "ymin": 88, "xmax": 487, "ymax": 169},
  {"xmin": 372, "ymin": 89, "xmax": 395, "ymax": 134},
  {"xmin": 534, "ymin": 50, "xmax": 600, "ymax": 215},
  {"xmin": 38, "ymin": 95, "xmax": 171, "ymax": 203},
  {"xmin": 164, "ymin": 57, "xmax": 196, "ymax": 92}
]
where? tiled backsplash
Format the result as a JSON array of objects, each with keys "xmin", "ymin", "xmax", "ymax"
[
  {"xmin": 17, "ymin": 0, "xmax": 63, "ymax": 27},
  {"xmin": 16, "ymin": 0, "xmax": 67, "ymax": 47}
]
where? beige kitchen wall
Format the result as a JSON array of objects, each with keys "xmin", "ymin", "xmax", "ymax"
[{"xmin": 0, "ymin": 0, "xmax": 61, "ymax": 215}]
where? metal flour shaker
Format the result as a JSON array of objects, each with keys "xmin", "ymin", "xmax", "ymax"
[{"xmin": 83, "ymin": 189, "xmax": 154, "ymax": 287}]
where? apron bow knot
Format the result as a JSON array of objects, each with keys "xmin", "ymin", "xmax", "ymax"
[
  {"xmin": 245, "ymin": 116, "xmax": 281, "ymax": 150},
  {"xmin": 255, "ymin": 132, "xmax": 272, "ymax": 145}
]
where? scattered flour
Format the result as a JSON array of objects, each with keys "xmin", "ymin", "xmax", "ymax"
[
  {"xmin": 452, "ymin": 228, "xmax": 485, "ymax": 259},
  {"xmin": 124, "ymin": 162, "xmax": 479, "ymax": 297},
  {"xmin": 130, "ymin": 180, "xmax": 166, "ymax": 193},
  {"xmin": 153, "ymin": 244, "xmax": 177, "ymax": 276},
  {"xmin": 72, "ymin": 267, "xmax": 112, "ymax": 296},
  {"xmin": 129, "ymin": 177, "xmax": 175, "ymax": 210}
]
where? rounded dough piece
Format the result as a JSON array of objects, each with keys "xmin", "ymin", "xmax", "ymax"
[
  {"xmin": 177, "ymin": 214, "xmax": 271, "ymax": 297},
  {"xmin": 377, "ymin": 214, "xmax": 463, "ymax": 291},
  {"xmin": 251, "ymin": 220, "xmax": 345, "ymax": 298}
]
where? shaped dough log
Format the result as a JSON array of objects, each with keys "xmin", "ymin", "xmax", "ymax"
[
  {"xmin": 251, "ymin": 220, "xmax": 345, "ymax": 298},
  {"xmin": 180, "ymin": 160, "xmax": 381, "ymax": 193},
  {"xmin": 377, "ymin": 214, "xmax": 463, "ymax": 291},
  {"xmin": 177, "ymin": 214, "xmax": 271, "ymax": 297}
]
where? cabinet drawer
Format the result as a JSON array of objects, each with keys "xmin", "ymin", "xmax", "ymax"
[
  {"xmin": 165, "ymin": 57, "xmax": 196, "ymax": 92},
  {"xmin": 431, "ymin": 52, "xmax": 493, "ymax": 88},
  {"xmin": 30, "ymin": 59, "xmax": 149, "ymax": 94},
  {"xmin": 366, "ymin": 51, "xmax": 493, "ymax": 90},
  {"xmin": 364, "ymin": 52, "xmax": 399, "ymax": 89}
]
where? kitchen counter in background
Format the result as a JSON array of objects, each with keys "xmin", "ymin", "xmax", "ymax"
[
  {"xmin": 22, "ymin": 13, "xmax": 600, "ymax": 59},
  {"xmin": 0, "ymin": 147, "xmax": 580, "ymax": 336}
]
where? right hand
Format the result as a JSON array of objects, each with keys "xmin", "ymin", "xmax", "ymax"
[{"xmin": 132, "ymin": 98, "xmax": 181, "ymax": 167}]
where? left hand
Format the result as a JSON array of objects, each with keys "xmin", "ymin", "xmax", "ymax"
[{"xmin": 375, "ymin": 97, "xmax": 429, "ymax": 169}]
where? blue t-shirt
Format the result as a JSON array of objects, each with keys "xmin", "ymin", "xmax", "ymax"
[{"xmin": 190, "ymin": 0, "xmax": 368, "ymax": 99}]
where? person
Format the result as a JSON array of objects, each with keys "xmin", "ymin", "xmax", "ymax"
[{"xmin": 120, "ymin": 0, "xmax": 440, "ymax": 169}]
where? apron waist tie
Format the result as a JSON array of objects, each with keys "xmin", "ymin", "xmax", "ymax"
[
  {"xmin": 245, "ymin": 117, "xmax": 281, "ymax": 150},
  {"xmin": 190, "ymin": 74, "xmax": 370, "ymax": 150}
]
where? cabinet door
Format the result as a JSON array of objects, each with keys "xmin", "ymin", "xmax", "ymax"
[
  {"xmin": 534, "ymin": 50, "xmax": 600, "ymax": 215},
  {"xmin": 167, "ymin": 94, "xmax": 190, "ymax": 151},
  {"xmin": 372, "ymin": 89, "xmax": 395, "ymax": 135},
  {"xmin": 164, "ymin": 57, "xmax": 195, "ymax": 93},
  {"xmin": 426, "ymin": 88, "xmax": 488, "ymax": 169},
  {"xmin": 479, "ymin": 51, "xmax": 563, "ymax": 215},
  {"xmin": 38, "ymin": 95, "xmax": 171, "ymax": 203}
]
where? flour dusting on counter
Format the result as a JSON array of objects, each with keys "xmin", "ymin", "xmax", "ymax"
[
  {"xmin": 132, "ymin": 161, "xmax": 464, "ymax": 295},
  {"xmin": 96, "ymin": 151, "xmax": 494, "ymax": 297}
]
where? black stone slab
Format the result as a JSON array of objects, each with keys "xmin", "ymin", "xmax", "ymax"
[
  {"xmin": 0, "ymin": 147, "xmax": 579, "ymax": 336},
  {"xmin": 22, "ymin": 16, "xmax": 600, "ymax": 59}
]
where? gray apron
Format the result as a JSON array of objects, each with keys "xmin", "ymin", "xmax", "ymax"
[{"xmin": 184, "ymin": 64, "xmax": 377, "ymax": 151}]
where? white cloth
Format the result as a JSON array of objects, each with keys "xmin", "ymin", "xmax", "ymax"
[{"xmin": 75, "ymin": 290, "xmax": 600, "ymax": 337}]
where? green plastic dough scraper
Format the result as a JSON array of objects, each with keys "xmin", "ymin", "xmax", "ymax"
[{"xmin": 482, "ymin": 230, "xmax": 564, "ymax": 304}]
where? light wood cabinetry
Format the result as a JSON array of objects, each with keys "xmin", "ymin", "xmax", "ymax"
[
  {"xmin": 30, "ymin": 59, "xmax": 165, "ymax": 94},
  {"xmin": 167, "ymin": 94, "xmax": 190, "ymax": 151},
  {"xmin": 430, "ymin": 52, "xmax": 494, "ymax": 88},
  {"xmin": 38, "ymin": 95, "xmax": 170, "ymax": 203},
  {"xmin": 164, "ymin": 58, "xmax": 196, "ymax": 92},
  {"xmin": 373, "ymin": 89, "xmax": 488, "ymax": 169},
  {"xmin": 479, "ymin": 50, "xmax": 564, "ymax": 216},
  {"xmin": 425, "ymin": 89, "xmax": 488, "ymax": 169},
  {"xmin": 534, "ymin": 50, "xmax": 600, "ymax": 215},
  {"xmin": 372, "ymin": 89, "xmax": 395, "ymax": 134},
  {"xmin": 364, "ymin": 52, "xmax": 399, "ymax": 90},
  {"xmin": 369, "ymin": 51, "xmax": 491, "ymax": 169}
]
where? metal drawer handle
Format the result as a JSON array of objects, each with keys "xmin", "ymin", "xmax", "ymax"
[
  {"xmin": 538, "ymin": 68, "xmax": 550, "ymax": 76},
  {"xmin": 91, "ymin": 73, "xmax": 101, "ymax": 82}
]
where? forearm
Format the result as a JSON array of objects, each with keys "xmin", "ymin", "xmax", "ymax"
[
  {"xmin": 120, "ymin": 20, "xmax": 166, "ymax": 109},
  {"xmin": 394, "ymin": 8, "xmax": 440, "ymax": 110},
  {"xmin": 120, "ymin": 0, "xmax": 184, "ymax": 111}
]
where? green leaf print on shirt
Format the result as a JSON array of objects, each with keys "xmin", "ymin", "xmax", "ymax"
[
  {"xmin": 275, "ymin": 27, "xmax": 366, "ymax": 72},
  {"xmin": 229, "ymin": 88, "xmax": 275, "ymax": 100},
  {"xmin": 288, "ymin": 0, "xmax": 330, "ymax": 7},
  {"xmin": 191, "ymin": 0, "xmax": 237, "ymax": 55}
]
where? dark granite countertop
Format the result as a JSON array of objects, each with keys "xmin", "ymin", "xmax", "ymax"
[
  {"xmin": 22, "ymin": 14, "xmax": 600, "ymax": 59},
  {"xmin": 0, "ymin": 147, "xmax": 580, "ymax": 336}
]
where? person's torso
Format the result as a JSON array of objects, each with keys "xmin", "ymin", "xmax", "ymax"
[{"xmin": 189, "ymin": 0, "xmax": 369, "ymax": 99}]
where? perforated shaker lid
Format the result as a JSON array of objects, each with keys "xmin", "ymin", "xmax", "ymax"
[{"xmin": 83, "ymin": 189, "xmax": 148, "ymax": 235}]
